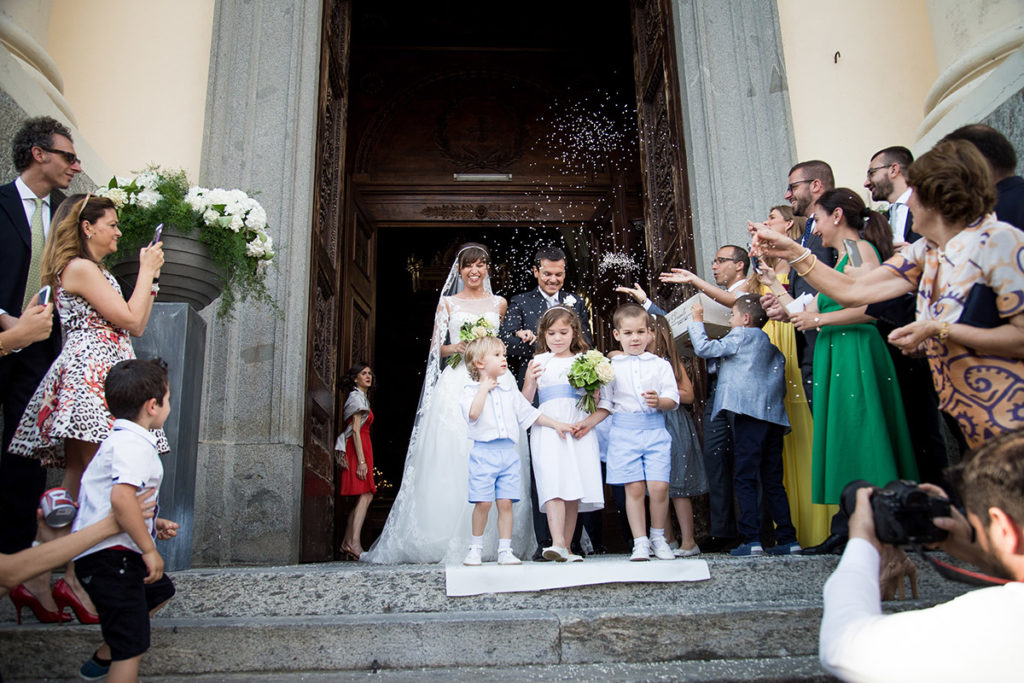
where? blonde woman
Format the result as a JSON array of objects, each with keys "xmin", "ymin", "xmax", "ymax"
[{"xmin": 8, "ymin": 193, "xmax": 165, "ymax": 624}]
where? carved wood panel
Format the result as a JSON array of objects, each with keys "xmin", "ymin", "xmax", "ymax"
[
  {"xmin": 630, "ymin": 0, "xmax": 705, "ymax": 428},
  {"xmin": 302, "ymin": 0, "xmax": 350, "ymax": 563}
]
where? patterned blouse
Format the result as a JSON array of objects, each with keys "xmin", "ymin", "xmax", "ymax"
[{"xmin": 882, "ymin": 214, "xmax": 1024, "ymax": 448}]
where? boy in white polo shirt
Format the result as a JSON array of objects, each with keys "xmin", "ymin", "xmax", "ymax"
[
  {"xmin": 577, "ymin": 303, "xmax": 680, "ymax": 562},
  {"xmin": 71, "ymin": 358, "xmax": 179, "ymax": 682},
  {"xmin": 460, "ymin": 336, "xmax": 572, "ymax": 566}
]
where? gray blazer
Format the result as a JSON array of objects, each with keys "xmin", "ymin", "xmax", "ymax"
[{"xmin": 687, "ymin": 323, "xmax": 789, "ymax": 428}]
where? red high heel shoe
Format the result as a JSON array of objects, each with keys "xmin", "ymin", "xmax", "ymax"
[
  {"xmin": 52, "ymin": 578, "xmax": 100, "ymax": 624},
  {"xmin": 9, "ymin": 584, "xmax": 71, "ymax": 624}
]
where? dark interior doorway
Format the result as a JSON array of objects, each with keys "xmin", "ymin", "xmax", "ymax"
[{"xmin": 341, "ymin": 1, "xmax": 649, "ymax": 553}]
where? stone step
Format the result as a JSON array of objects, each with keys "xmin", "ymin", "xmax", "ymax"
[
  {"xmin": 10, "ymin": 656, "xmax": 836, "ymax": 682},
  {"xmin": 0, "ymin": 554, "xmax": 972, "ymax": 680}
]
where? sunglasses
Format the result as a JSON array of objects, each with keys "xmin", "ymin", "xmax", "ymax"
[
  {"xmin": 712, "ymin": 257, "xmax": 740, "ymax": 265},
  {"xmin": 39, "ymin": 146, "xmax": 81, "ymax": 166}
]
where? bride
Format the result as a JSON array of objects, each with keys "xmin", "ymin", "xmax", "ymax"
[{"xmin": 361, "ymin": 243, "xmax": 536, "ymax": 564}]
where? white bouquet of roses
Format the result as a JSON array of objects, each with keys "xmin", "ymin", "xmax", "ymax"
[
  {"xmin": 447, "ymin": 316, "xmax": 498, "ymax": 368},
  {"xmin": 567, "ymin": 349, "xmax": 614, "ymax": 413}
]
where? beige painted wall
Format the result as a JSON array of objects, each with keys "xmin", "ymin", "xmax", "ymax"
[
  {"xmin": 777, "ymin": 0, "xmax": 939, "ymax": 200},
  {"xmin": 46, "ymin": 0, "xmax": 215, "ymax": 182}
]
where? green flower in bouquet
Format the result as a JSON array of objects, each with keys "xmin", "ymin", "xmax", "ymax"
[
  {"xmin": 447, "ymin": 316, "xmax": 498, "ymax": 368},
  {"xmin": 567, "ymin": 349, "xmax": 615, "ymax": 413}
]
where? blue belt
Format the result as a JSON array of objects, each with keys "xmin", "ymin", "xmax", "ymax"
[
  {"xmin": 611, "ymin": 412, "xmax": 665, "ymax": 430},
  {"xmin": 473, "ymin": 438, "xmax": 516, "ymax": 450},
  {"xmin": 538, "ymin": 384, "xmax": 582, "ymax": 403}
]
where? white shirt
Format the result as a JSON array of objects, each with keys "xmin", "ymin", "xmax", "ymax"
[
  {"xmin": 14, "ymin": 176, "xmax": 54, "ymax": 239},
  {"xmin": 819, "ymin": 538, "xmax": 1024, "ymax": 682},
  {"xmin": 461, "ymin": 374, "xmax": 541, "ymax": 443},
  {"xmin": 889, "ymin": 187, "xmax": 913, "ymax": 242},
  {"xmin": 598, "ymin": 352, "xmax": 679, "ymax": 414},
  {"xmin": 72, "ymin": 419, "xmax": 163, "ymax": 558},
  {"xmin": 538, "ymin": 287, "xmax": 560, "ymax": 309}
]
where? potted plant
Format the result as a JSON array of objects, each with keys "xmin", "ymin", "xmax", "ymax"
[{"xmin": 98, "ymin": 168, "xmax": 276, "ymax": 318}]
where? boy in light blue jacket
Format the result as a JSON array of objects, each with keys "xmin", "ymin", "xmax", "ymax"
[{"xmin": 688, "ymin": 295, "xmax": 799, "ymax": 557}]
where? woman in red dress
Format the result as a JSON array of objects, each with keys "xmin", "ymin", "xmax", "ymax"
[{"xmin": 335, "ymin": 363, "xmax": 376, "ymax": 559}]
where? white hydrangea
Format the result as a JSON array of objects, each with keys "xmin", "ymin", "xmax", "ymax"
[
  {"xmin": 227, "ymin": 214, "xmax": 244, "ymax": 232},
  {"xmin": 203, "ymin": 208, "xmax": 220, "ymax": 226},
  {"xmin": 96, "ymin": 186, "xmax": 128, "ymax": 210},
  {"xmin": 134, "ymin": 171, "xmax": 161, "ymax": 190},
  {"xmin": 134, "ymin": 189, "xmax": 162, "ymax": 209}
]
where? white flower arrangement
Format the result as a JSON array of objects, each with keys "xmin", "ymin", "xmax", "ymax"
[{"xmin": 98, "ymin": 168, "xmax": 277, "ymax": 317}]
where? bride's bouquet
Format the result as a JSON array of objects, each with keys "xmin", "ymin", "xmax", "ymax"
[
  {"xmin": 447, "ymin": 317, "xmax": 498, "ymax": 368},
  {"xmin": 567, "ymin": 350, "xmax": 615, "ymax": 413}
]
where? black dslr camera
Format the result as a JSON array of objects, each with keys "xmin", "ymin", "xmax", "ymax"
[{"xmin": 840, "ymin": 479, "xmax": 951, "ymax": 546}]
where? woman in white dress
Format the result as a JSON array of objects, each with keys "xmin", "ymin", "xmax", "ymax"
[{"xmin": 361, "ymin": 243, "xmax": 535, "ymax": 564}]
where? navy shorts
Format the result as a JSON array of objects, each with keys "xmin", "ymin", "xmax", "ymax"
[{"xmin": 76, "ymin": 548, "xmax": 176, "ymax": 661}]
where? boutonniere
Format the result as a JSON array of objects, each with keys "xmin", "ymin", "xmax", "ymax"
[{"xmin": 563, "ymin": 294, "xmax": 577, "ymax": 306}]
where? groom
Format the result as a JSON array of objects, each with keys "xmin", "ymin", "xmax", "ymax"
[{"xmin": 501, "ymin": 246, "xmax": 595, "ymax": 560}]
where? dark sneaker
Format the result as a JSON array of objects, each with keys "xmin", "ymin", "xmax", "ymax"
[
  {"xmin": 79, "ymin": 654, "xmax": 110, "ymax": 680},
  {"xmin": 766, "ymin": 541, "xmax": 803, "ymax": 555},
  {"xmin": 729, "ymin": 542, "xmax": 764, "ymax": 557}
]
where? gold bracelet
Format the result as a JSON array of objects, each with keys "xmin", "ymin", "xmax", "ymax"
[
  {"xmin": 795, "ymin": 254, "xmax": 817, "ymax": 277},
  {"xmin": 788, "ymin": 248, "xmax": 812, "ymax": 266},
  {"xmin": 938, "ymin": 321, "xmax": 950, "ymax": 341}
]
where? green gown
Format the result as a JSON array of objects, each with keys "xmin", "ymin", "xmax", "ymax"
[{"xmin": 811, "ymin": 253, "xmax": 918, "ymax": 504}]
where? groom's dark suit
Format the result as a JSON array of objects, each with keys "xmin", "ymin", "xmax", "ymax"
[
  {"xmin": 0, "ymin": 180, "xmax": 65, "ymax": 553},
  {"xmin": 500, "ymin": 287, "xmax": 592, "ymax": 385},
  {"xmin": 500, "ymin": 286, "xmax": 593, "ymax": 553}
]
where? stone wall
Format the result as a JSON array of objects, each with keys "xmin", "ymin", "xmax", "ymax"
[{"xmin": 191, "ymin": 0, "xmax": 321, "ymax": 565}]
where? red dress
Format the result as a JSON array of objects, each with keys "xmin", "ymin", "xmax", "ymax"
[{"xmin": 339, "ymin": 410, "xmax": 376, "ymax": 495}]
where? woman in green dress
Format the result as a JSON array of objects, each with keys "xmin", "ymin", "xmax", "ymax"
[{"xmin": 775, "ymin": 189, "xmax": 917, "ymax": 504}]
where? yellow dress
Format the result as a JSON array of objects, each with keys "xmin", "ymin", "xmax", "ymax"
[{"xmin": 760, "ymin": 275, "xmax": 836, "ymax": 547}]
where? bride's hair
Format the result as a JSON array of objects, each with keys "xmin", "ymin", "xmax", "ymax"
[
  {"xmin": 534, "ymin": 306, "xmax": 589, "ymax": 355},
  {"xmin": 456, "ymin": 242, "xmax": 490, "ymax": 269}
]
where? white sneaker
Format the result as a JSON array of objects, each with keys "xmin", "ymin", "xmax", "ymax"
[
  {"xmin": 497, "ymin": 548, "xmax": 522, "ymax": 565},
  {"xmin": 630, "ymin": 541, "xmax": 651, "ymax": 562},
  {"xmin": 651, "ymin": 537, "xmax": 676, "ymax": 560},
  {"xmin": 542, "ymin": 546, "xmax": 568, "ymax": 562},
  {"xmin": 463, "ymin": 545, "xmax": 482, "ymax": 566},
  {"xmin": 565, "ymin": 551, "xmax": 584, "ymax": 562},
  {"xmin": 674, "ymin": 544, "xmax": 702, "ymax": 558}
]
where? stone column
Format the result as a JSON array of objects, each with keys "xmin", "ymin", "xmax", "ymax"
[
  {"xmin": 669, "ymin": 0, "xmax": 796, "ymax": 276},
  {"xmin": 916, "ymin": 0, "xmax": 1024, "ymax": 154},
  {"xmin": 0, "ymin": 0, "xmax": 108, "ymax": 184},
  {"xmin": 193, "ymin": 0, "xmax": 322, "ymax": 565}
]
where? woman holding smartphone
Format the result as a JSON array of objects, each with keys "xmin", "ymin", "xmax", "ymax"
[{"xmin": 7, "ymin": 193, "xmax": 165, "ymax": 624}]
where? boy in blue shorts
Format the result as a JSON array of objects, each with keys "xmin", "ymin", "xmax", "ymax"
[
  {"xmin": 71, "ymin": 358, "xmax": 179, "ymax": 682},
  {"xmin": 460, "ymin": 336, "xmax": 572, "ymax": 566},
  {"xmin": 580, "ymin": 303, "xmax": 680, "ymax": 562}
]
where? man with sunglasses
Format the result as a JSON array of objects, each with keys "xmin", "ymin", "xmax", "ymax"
[
  {"xmin": 0, "ymin": 117, "xmax": 82, "ymax": 570},
  {"xmin": 819, "ymin": 429, "xmax": 1024, "ymax": 681}
]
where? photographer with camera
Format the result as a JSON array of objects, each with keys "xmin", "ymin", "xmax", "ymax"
[{"xmin": 819, "ymin": 428, "xmax": 1024, "ymax": 681}]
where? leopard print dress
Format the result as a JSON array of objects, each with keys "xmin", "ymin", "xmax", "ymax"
[{"xmin": 10, "ymin": 268, "xmax": 169, "ymax": 467}]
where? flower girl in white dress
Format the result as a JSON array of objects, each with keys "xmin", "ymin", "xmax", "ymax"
[
  {"xmin": 361, "ymin": 244, "xmax": 535, "ymax": 564},
  {"xmin": 520, "ymin": 306, "xmax": 604, "ymax": 562}
]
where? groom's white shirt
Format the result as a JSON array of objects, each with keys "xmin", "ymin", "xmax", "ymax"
[{"xmin": 538, "ymin": 287, "xmax": 560, "ymax": 309}]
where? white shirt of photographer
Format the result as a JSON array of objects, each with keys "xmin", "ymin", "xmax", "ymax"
[
  {"xmin": 819, "ymin": 538, "xmax": 1024, "ymax": 682},
  {"xmin": 72, "ymin": 418, "xmax": 163, "ymax": 559}
]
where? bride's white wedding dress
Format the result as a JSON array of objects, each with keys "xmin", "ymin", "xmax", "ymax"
[{"xmin": 360, "ymin": 294, "xmax": 535, "ymax": 564}]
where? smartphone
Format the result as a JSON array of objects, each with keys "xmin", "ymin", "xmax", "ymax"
[
  {"xmin": 37, "ymin": 285, "xmax": 51, "ymax": 306},
  {"xmin": 843, "ymin": 239, "xmax": 863, "ymax": 267},
  {"xmin": 150, "ymin": 223, "xmax": 164, "ymax": 246}
]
